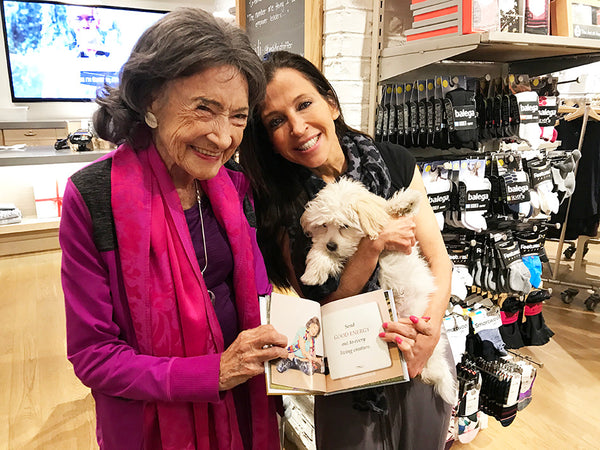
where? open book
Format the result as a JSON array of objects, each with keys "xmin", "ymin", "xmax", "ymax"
[{"xmin": 260, "ymin": 289, "xmax": 409, "ymax": 395}]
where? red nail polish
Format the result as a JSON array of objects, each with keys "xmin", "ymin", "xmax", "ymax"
[
  {"xmin": 410, "ymin": 315, "xmax": 419, "ymax": 324},
  {"xmin": 395, "ymin": 337, "xmax": 403, "ymax": 344},
  {"xmin": 422, "ymin": 316, "xmax": 431, "ymax": 321},
  {"xmin": 382, "ymin": 322, "xmax": 388, "ymax": 328},
  {"xmin": 379, "ymin": 332, "xmax": 386, "ymax": 338}
]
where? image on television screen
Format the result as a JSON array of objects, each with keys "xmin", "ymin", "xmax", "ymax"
[{"xmin": 1, "ymin": 1, "xmax": 166, "ymax": 101}]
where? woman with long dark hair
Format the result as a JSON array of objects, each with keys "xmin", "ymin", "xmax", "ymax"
[{"xmin": 240, "ymin": 51, "xmax": 455, "ymax": 449}]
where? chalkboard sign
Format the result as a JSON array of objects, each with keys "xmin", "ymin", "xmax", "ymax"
[{"xmin": 244, "ymin": 0, "xmax": 305, "ymax": 58}]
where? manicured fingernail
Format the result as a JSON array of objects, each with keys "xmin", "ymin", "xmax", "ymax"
[
  {"xmin": 422, "ymin": 316, "xmax": 431, "ymax": 321},
  {"xmin": 410, "ymin": 315, "xmax": 419, "ymax": 324},
  {"xmin": 395, "ymin": 337, "xmax": 403, "ymax": 344},
  {"xmin": 378, "ymin": 332, "xmax": 386, "ymax": 338},
  {"xmin": 382, "ymin": 322, "xmax": 389, "ymax": 328}
]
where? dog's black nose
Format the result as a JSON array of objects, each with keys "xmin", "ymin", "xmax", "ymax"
[{"xmin": 326, "ymin": 242, "xmax": 337, "ymax": 252}]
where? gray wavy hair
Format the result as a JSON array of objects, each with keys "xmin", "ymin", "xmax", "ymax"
[{"xmin": 93, "ymin": 7, "xmax": 265, "ymax": 148}]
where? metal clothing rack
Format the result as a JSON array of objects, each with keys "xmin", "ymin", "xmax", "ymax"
[{"xmin": 506, "ymin": 349, "xmax": 544, "ymax": 368}]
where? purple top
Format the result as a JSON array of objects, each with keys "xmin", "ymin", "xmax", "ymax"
[{"xmin": 184, "ymin": 199, "xmax": 238, "ymax": 349}]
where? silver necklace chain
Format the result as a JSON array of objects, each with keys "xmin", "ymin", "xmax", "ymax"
[
  {"xmin": 195, "ymin": 180, "xmax": 208, "ymax": 275},
  {"xmin": 195, "ymin": 180, "xmax": 215, "ymax": 305}
]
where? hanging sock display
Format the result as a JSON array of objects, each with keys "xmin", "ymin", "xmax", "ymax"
[
  {"xmin": 499, "ymin": 298, "xmax": 525, "ymax": 349},
  {"xmin": 520, "ymin": 289, "xmax": 554, "ymax": 346}
]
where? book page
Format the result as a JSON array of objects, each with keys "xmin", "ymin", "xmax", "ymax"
[
  {"xmin": 259, "ymin": 295, "xmax": 300, "ymax": 395},
  {"xmin": 267, "ymin": 292, "xmax": 327, "ymax": 393},
  {"xmin": 321, "ymin": 292, "xmax": 392, "ymax": 380}
]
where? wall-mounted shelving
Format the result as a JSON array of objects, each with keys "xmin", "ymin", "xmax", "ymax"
[
  {"xmin": 0, "ymin": 146, "xmax": 109, "ymax": 166},
  {"xmin": 378, "ymin": 32, "xmax": 600, "ymax": 82}
]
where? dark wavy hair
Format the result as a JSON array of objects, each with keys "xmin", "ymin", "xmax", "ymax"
[
  {"xmin": 239, "ymin": 51, "xmax": 366, "ymax": 288},
  {"xmin": 93, "ymin": 8, "xmax": 265, "ymax": 148}
]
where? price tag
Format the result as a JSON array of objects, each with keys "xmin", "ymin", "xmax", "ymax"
[
  {"xmin": 519, "ymin": 364, "xmax": 535, "ymax": 393},
  {"xmin": 471, "ymin": 309, "xmax": 503, "ymax": 333},
  {"xmin": 464, "ymin": 387, "xmax": 480, "ymax": 416},
  {"xmin": 505, "ymin": 373, "xmax": 522, "ymax": 407}
]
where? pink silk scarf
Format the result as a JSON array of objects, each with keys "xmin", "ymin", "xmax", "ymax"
[{"xmin": 112, "ymin": 142, "xmax": 275, "ymax": 449}]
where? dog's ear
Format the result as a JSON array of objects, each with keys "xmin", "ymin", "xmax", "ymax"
[
  {"xmin": 300, "ymin": 208, "xmax": 314, "ymax": 237},
  {"xmin": 352, "ymin": 194, "xmax": 388, "ymax": 239}
]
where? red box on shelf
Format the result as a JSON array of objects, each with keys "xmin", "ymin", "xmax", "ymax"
[
  {"xmin": 413, "ymin": 2, "xmax": 460, "ymax": 28},
  {"xmin": 406, "ymin": 23, "xmax": 460, "ymax": 41},
  {"xmin": 408, "ymin": 0, "xmax": 499, "ymax": 41}
]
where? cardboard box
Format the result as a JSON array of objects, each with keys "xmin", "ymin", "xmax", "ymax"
[
  {"xmin": 551, "ymin": 0, "xmax": 600, "ymax": 38},
  {"xmin": 408, "ymin": 0, "xmax": 499, "ymax": 41},
  {"xmin": 413, "ymin": 7, "xmax": 459, "ymax": 29},
  {"xmin": 406, "ymin": 22, "xmax": 460, "ymax": 40}
]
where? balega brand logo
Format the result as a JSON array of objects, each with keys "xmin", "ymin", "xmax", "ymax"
[
  {"xmin": 507, "ymin": 183, "xmax": 528, "ymax": 193},
  {"xmin": 429, "ymin": 193, "xmax": 451, "ymax": 203},
  {"xmin": 520, "ymin": 103, "xmax": 538, "ymax": 113},
  {"xmin": 467, "ymin": 192, "xmax": 489, "ymax": 201},
  {"xmin": 454, "ymin": 108, "xmax": 476, "ymax": 119},
  {"xmin": 539, "ymin": 108, "xmax": 556, "ymax": 116}
]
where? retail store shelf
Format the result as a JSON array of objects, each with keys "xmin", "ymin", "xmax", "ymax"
[
  {"xmin": 0, "ymin": 145, "xmax": 110, "ymax": 166},
  {"xmin": 379, "ymin": 32, "xmax": 600, "ymax": 82}
]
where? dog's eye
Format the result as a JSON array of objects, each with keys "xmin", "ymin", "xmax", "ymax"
[
  {"xmin": 340, "ymin": 224, "xmax": 349, "ymax": 229},
  {"xmin": 321, "ymin": 224, "xmax": 327, "ymax": 228}
]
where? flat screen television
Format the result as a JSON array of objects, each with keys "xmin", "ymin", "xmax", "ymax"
[{"xmin": 0, "ymin": 1, "xmax": 166, "ymax": 102}]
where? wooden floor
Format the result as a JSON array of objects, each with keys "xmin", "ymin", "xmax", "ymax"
[
  {"xmin": 452, "ymin": 292, "xmax": 600, "ymax": 449},
  {"xmin": 1, "ymin": 242, "xmax": 599, "ymax": 449},
  {"xmin": 453, "ymin": 239, "xmax": 600, "ymax": 449},
  {"xmin": 0, "ymin": 250, "xmax": 96, "ymax": 450}
]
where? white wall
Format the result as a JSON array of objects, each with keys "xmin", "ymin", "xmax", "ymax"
[
  {"xmin": 322, "ymin": 0, "xmax": 409, "ymax": 132},
  {"xmin": 0, "ymin": 0, "xmax": 231, "ymax": 122},
  {"xmin": 322, "ymin": 0, "xmax": 373, "ymax": 132}
]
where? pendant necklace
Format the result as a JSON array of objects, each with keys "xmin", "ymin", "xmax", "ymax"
[{"xmin": 195, "ymin": 180, "xmax": 215, "ymax": 305}]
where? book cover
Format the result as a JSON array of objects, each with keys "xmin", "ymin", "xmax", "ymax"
[
  {"xmin": 499, "ymin": 0, "xmax": 524, "ymax": 32},
  {"xmin": 524, "ymin": 0, "xmax": 549, "ymax": 34},
  {"xmin": 467, "ymin": 0, "xmax": 500, "ymax": 32},
  {"xmin": 261, "ymin": 290, "xmax": 408, "ymax": 395}
]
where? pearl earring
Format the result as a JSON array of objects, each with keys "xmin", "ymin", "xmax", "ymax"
[{"xmin": 145, "ymin": 112, "xmax": 158, "ymax": 129}]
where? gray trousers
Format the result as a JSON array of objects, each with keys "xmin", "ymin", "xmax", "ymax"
[{"xmin": 314, "ymin": 333, "xmax": 454, "ymax": 450}]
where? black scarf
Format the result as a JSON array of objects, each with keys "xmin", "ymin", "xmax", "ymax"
[
  {"xmin": 342, "ymin": 132, "xmax": 392, "ymax": 198},
  {"xmin": 301, "ymin": 132, "xmax": 393, "ymax": 200}
]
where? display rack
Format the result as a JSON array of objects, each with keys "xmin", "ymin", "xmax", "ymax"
[{"xmin": 369, "ymin": 1, "xmax": 600, "ymax": 278}]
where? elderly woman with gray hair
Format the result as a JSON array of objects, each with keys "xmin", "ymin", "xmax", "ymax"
[{"xmin": 59, "ymin": 8, "xmax": 288, "ymax": 449}]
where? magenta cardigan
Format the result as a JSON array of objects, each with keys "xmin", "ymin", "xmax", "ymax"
[{"xmin": 60, "ymin": 151, "xmax": 276, "ymax": 449}]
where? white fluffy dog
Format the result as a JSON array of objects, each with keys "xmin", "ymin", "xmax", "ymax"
[{"xmin": 300, "ymin": 177, "xmax": 457, "ymax": 405}]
